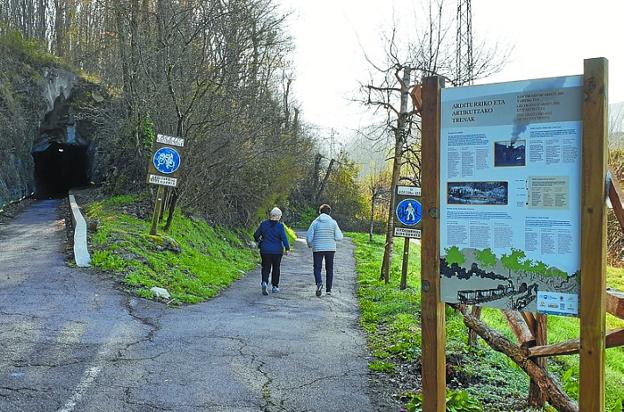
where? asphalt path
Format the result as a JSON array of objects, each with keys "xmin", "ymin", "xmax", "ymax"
[{"xmin": 0, "ymin": 200, "xmax": 374, "ymax": 411}]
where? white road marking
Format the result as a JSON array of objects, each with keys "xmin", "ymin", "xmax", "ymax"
[
  {"xmin": 57, "ymin": 366, "xmax": 102, "ymax": 412},
  {"xmin": 56, "ymin": 324, "xmax": 127, "ymax": 412}
]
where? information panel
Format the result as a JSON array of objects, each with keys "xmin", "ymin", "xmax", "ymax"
[{"xmin": 439, "ymin": 76, "xmax": 582, "ymax": 316}]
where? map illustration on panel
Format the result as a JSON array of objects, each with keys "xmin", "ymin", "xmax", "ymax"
[{"xmin": 440, "ymin": 247, "xmax": 579, "ymax": 315}]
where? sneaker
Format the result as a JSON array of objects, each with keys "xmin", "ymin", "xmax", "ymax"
[
  {"xmin": 272, "ymin": 286, "xmax": 280, "ymax": 293},
  {"xmin": 326, "ymin": 290, "xmax": 332, "ymax": 296},
  {"xmin": 316, "ymin": 284, "xmax": 323, "ymax": 297},
  {"xmin": 261, "ymin": 282, "xmax": 268, "ymax": 295}
]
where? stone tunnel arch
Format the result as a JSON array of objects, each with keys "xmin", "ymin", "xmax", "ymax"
[{"xmin": 31, "ymin": 71, "xmax": 95, "ymax": 198}]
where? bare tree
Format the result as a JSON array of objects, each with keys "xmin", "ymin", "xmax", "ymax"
[
  {"xmin": 0, "ymin": 0, "xmax": 317, "ymax": 226},
  {"xmin": 362, "ymin": 164, "xmax": 391, "ymax": 242},
  {"xmin": 359, "ymin": 0, "xmax": 507, "ymax": 283}
]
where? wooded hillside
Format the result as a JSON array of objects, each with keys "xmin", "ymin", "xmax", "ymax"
[{"xmin": 0, "ymin": 0, "xmax": 327, "ymax": 224}]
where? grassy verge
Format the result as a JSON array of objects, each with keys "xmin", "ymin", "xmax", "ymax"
[
  {"xmin": 85, "ymin": 194, "xmax": 258, "ymax": 304},
  {"xmin": 284, "ymin": 224, "xmax": 297, "ymax": 247},
  {"xmin": 350, "ymin": 232, "xmax": 624, "ymax": 411}
]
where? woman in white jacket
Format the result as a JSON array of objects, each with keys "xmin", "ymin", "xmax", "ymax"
[{"xmin": 306, "ymin": 204, "xmax": 343, "ymax": 297}]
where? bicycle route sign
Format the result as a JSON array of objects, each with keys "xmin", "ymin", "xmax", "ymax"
[
  {"xmin": 147, "ymin": 134, "xmax": 185, "ymax": 187},
  {"xmin": 393, "ymin": 185, "xmax": 422, "ymax": 239}
]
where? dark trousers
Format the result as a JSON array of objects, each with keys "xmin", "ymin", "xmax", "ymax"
[
  {"xmin": 261, "ymin": 253, "xmax": 282, "ymax": 287},
  {"xmin": 313, "ymin": 251, "xmax": 335, "ymax": 291}
]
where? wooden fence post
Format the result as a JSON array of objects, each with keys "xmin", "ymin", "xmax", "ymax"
[
  {"xmin": 528, "ymin": 314, "xmax": 547, "ymax": 406},
  {"xmin": 421, "ymin": 75, "xmax": 446, "ymax": 411},
  {"xmin": 579, "ymin": 57, "xmax": 608, "ymax": 412}
]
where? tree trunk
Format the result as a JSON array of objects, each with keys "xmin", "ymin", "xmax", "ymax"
[
  {"xmin": 159, "ymin": 187, "xmax": 169, "ymax": 222},
  {"xmin": 114, "ymin": 2, "xmax": 131, "ymax": 116},
  {"xmin": 53, "ymin": 0, "xmax": 65, "ymax": 56},
  {"xmin": 37, "ymin": 0, "xmax": 47, "ymax": 42},
  {"xmin": 468, "ymin": 306, "xmax": 482, "ymax": 346},
  {"xmin": 63, "ymin": 0, "xmax": 74, "ymax": 60},
  {"xmin": 283, "ymin": 77, "xmax": 291, "ymax": 130},
  {"xmin": 369, "ymin": 192, "xmax": 376, "ymax": 242},
  {"xmin": 380, "ymin": 146, "xmax": 400, "ymax": 282},
  {"xmin": 163, "ymin": 121, "xmax": 184, "ymax": 232},
  {"xmin": 164, "ymin": 189, "xmax": 178, "ymax": 231},
  {"xmin": 317, "ymin": 158, "xmax": 335, "ymax": 201},
  {"xmin": 380, "ymin": 67, "xmax": 411, "ymax": 283},
  {"xmin": 129, "ymin": 0, "xmax": 139, "ymax": 120}
]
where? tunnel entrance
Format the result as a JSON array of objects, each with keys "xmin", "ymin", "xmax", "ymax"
[
  {"xmin": 32, "ymin": 86, "xmax": 96, "ymax": 199},
  {"xmin": 32, "ymin": 142, "xmax": 91, "ymax": 198}
]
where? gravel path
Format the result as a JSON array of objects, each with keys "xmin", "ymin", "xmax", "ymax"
[{"xmin": 0, "ymin": 201, "xmax": 374, "ymax": 411}]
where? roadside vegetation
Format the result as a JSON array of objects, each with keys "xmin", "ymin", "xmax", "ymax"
[
  {"xmin": 85, "ymin": 194, "xmax": 261, "ymax": 304},
  {"xmin": 350, "ymin": 232, "xmax": 624, "ymax": 412}
]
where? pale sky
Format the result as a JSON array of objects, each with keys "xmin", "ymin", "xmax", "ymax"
[{"xmin": 278, "ymin": 0, "xmax": 624, "ymax": 137}]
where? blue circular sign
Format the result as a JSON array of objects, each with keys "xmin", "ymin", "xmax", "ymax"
[
  {"xmin": 396, "ymin": 198, "xmax": 422, "ymax": 226},
  {"xmin": 152, "ymin": 147, "xmax": 181, "ymax": 174}
]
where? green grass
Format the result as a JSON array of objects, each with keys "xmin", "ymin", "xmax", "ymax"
[
  {"xmin": 86, "ymin": 194, "xmax": 258, "ymax": 304},
  {"xmin": 349, "ymin": 232, "xmax": 624, "ymax": 411},
  {"xmin": 0, "ymin": 31, "xmax": 68, "ymax": 69},
  {"xmin": 284, "ymin": 224, "xmax": 297, "ymax": 247},
  {"xmin": 610, "ymin": 266, "xmax": 624, "ymax": 291}
]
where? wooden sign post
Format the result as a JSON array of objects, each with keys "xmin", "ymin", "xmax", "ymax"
[
  {"xmin": 579, "ymin": 57, "xmax": 608, "ymax": 411},
  {"xmin": 421, "ymin": 75, "xmax": 446, "ymax": 411}
]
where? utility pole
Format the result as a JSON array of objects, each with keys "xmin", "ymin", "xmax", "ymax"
[
  {"xmin": 457, "ymin": 0, "xmax": 484, "ymax": 349},
  {"xmin": 456, "ymin": 0, "xmax": 473, "ymax": 86}
]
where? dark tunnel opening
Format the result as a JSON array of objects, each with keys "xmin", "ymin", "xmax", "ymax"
[{"xmin": 32, "ymin": 142, "xmax": 91, "ymax": 199}]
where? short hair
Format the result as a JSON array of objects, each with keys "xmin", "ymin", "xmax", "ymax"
[
  {"xmin": 269, "ymin": 207, "xmax": 282, "ymax": 221},
  {"xmin": 319, "ymin": 204, "xmax": 331, "ymax": 215}
]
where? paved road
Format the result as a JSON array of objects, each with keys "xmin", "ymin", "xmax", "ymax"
[{"xmin": 0, "ymin": 201, "xmax": 373, "ymax": 411}]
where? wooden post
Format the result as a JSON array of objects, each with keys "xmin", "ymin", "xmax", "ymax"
[
  {"xmin": 503, "ymin": 310, "xmax": 536, "ymax": 348},
  {"xmin": 528, "ymin": 314, "xmax": 547, "ymax": 406},
  {"xmin": 579, "ymin": 57, "xmax": 608, "ymax": 412},
  {"xmin": 606, "ymin": 289, "xmax": 624, "ymax": 319},
  {"xmin": 150, "ymin": 185, "xmax": 165, "ymax": 235},
  {"xmin": 521, "ymin": 312, "xmax": 537, "ymax": 332},
  {"xmin": 400, "ymin": 238, "xmax": 410, "ymax": 290},
  {"xmin": 467, "ymin": 306, "xmax": 482, "ymax": 346},
  {"xmin": 421, "ymin": 75, "xmax": 446, "ymax": 411}
]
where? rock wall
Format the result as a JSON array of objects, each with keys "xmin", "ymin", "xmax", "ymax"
[
  {"xmin": 0, "ymin": 44, "xmax": 107, "ymax": 206},
  {"xmin": 0, "ymin": 45, "xmax": 44, "ymax": 207},
  {"xmin": 31, "ymin": 68, "xmax": 79, "ymax": 153}
]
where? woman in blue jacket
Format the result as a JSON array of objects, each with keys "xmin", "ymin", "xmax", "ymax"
[{"xmin": 253, "ymin": 207, "xmax": 290, "ymax": 295}]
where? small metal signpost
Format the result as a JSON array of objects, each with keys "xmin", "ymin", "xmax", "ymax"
[
  {"xmin": 147, "ymin": 134, "xmax": 185, "ymax": 235},
  {"xmin": 393, "ymin": 185, "xmax": 422, "ymax": 289},
  {"xmin": 393, "ymin": 185, "xmax": 422, "ymax": 239},
  {"xmin": 147, "ymin": 134, "xmax": 184, "ymax": 188}
]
